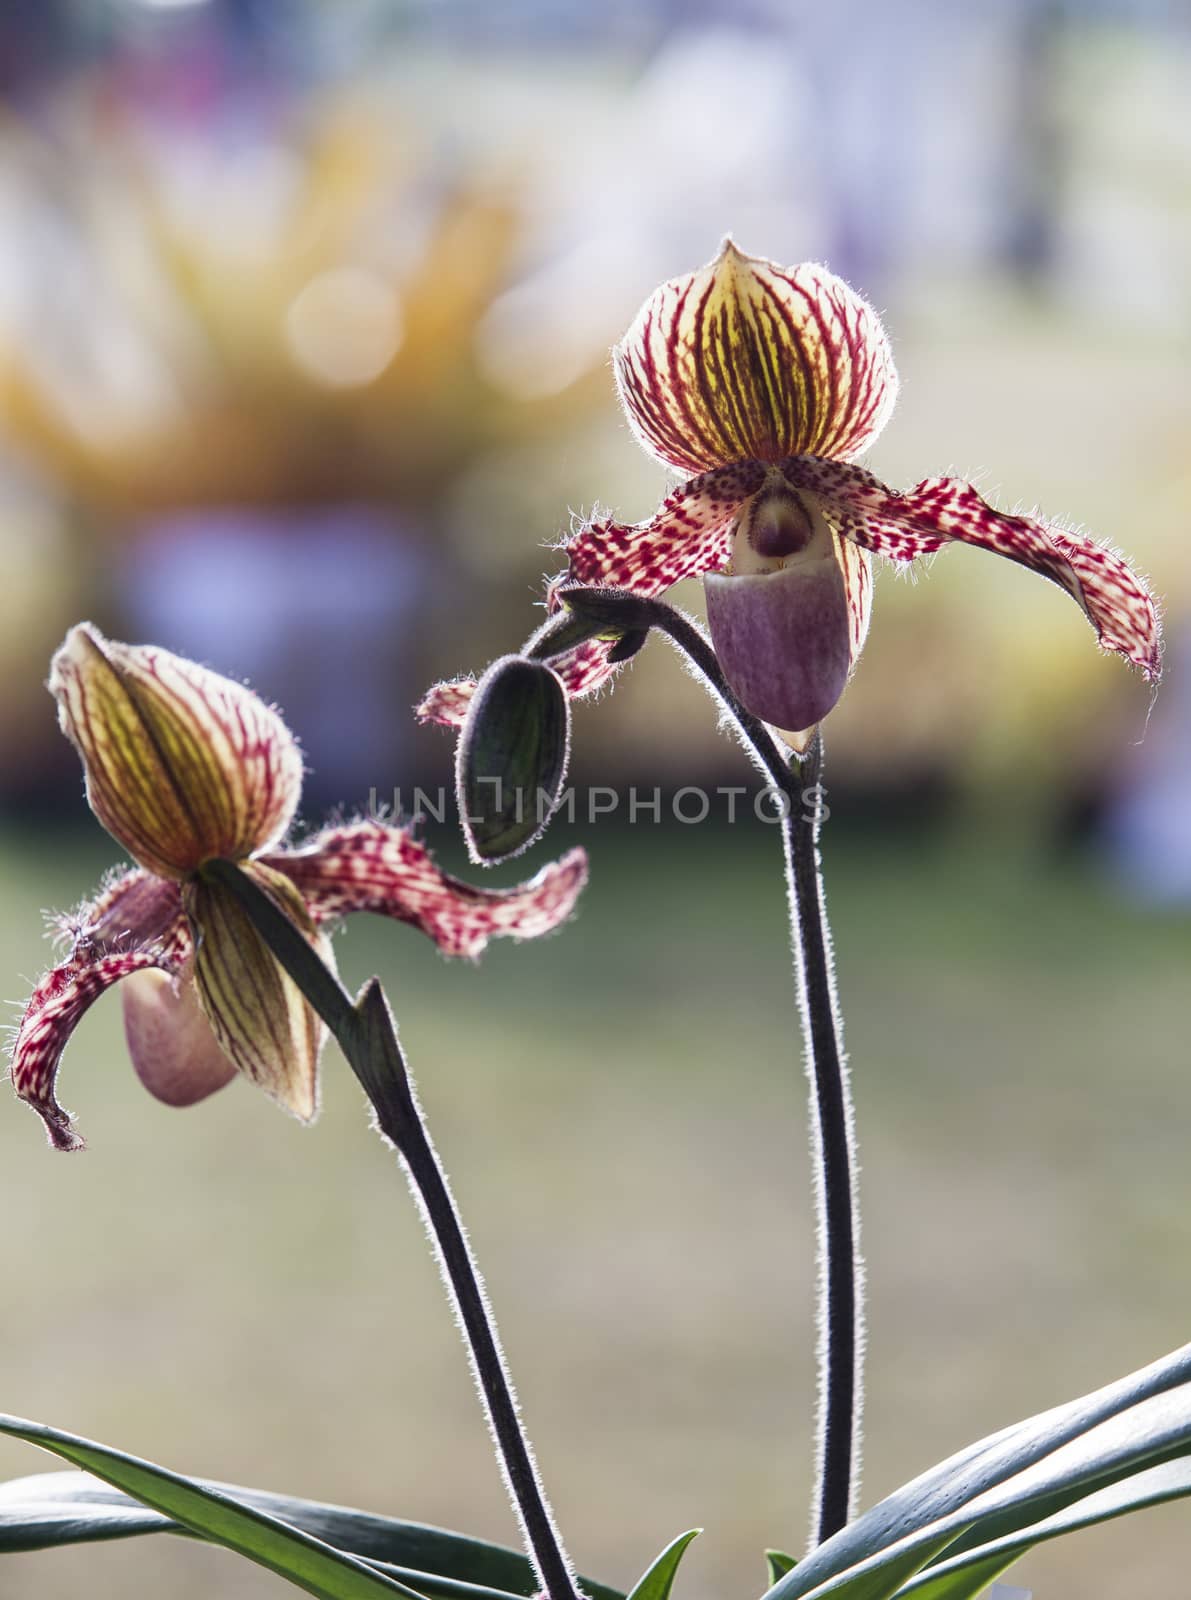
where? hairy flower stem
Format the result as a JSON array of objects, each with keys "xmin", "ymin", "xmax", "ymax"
[
  {"xmin": 784, "ymin": 738, "xmax": 859, "ymax": 1546},
  {"xmin": 540, "ymin": 591, "xmax": 860, "ymax": 1544},
  {"xmin": 349, "ymin": 998, "xmax": 582, "ymax": 1600},
  {"xmin": 202, "ymin": 861, "xmax": 582, "ymax": 1600}
]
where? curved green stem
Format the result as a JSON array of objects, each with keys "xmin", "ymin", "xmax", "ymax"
[
  {"xmin": 784, "ymin": 738, "xmax": 860, "ymax": 1546},
  {"xmin": 202, "ymin": 861, "xmax": 582, "ymax": 1600},
  {"xmin": 542, "ymin": 590, "xmax": 861, "ymax": 1544}
]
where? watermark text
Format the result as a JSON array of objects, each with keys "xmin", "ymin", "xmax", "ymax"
[{"xmin": 368, "ymin": 782, "xmax": 828, "ymax": 827}]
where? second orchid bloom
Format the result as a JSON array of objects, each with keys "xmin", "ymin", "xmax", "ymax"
[
  {"xmin": 11, "ymin": 625, "xmax": 586, "ymax": 1151},
  {"xmin": 421, "ymin": 240, "xmax": 1159, "ymax": 746}
]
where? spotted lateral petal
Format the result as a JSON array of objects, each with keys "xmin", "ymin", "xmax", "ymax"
[
  {"xmin": 267, "ymin": 822, "xmax": 588, "ymax": 960},
  {"xmin": 563, "ymin": 463, "xmax": 763, "ymax": 591},
  {"xmin": 418, "ymin": 628, "xmax": 626, "ymax": 730},
  {"xmin": 9, "ymin": 871, "xmax": 189, "ymax": 1151},
  {"xmin": 416, "ymin": 465, "xmax": 762, "ymax": 728},
  {"xmin": 416, "ymin": 677, "xmax": 478, "ymax": 728},
  {"xmin": 50, "ymin": 624, "xmax": 303, "ymax": 879},
  {"xmin": 787, "ymin": 458, "xmax": 1161, "ymax": 678},
  {"xmin": 614, "ymin": 240, "xmax": 898, "ymax": 475}
]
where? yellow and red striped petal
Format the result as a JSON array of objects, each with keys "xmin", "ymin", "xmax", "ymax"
[
  {"xmin": 614, "ymin": 240, "xmax": 898, "ymax": 474},
  {"xmin": 50, "ymin": 624, "xmax": 304, "ymax": 879},
  {"xmin": 268, "ymin": 822, "xmax": 588, "ymax": 960},
  {"xmin": 9, "ymin": 870, "xmax": 190, "ymax": 1151},
  {"xmin": 182, "ymin": 863, "xmax": 331, "ymax": 1125},
  {"xmin": 785, "ymin": 458, "xmax": 1161, "ymax": 679}
]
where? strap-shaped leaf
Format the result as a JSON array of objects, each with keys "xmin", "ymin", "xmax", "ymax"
[
  {"xmin": 0, "ymin": 1497, "xmax": 520, "ymax": 1600},
  {"xmin": 0, "ymin": 1416, "xmax": 424, "ymax": 1600},
  {"xmin": 0, "ymin": 1468, "xmax": 625, "ymax": 1600},
  {"xmin": 895, "ymin": 1553, "xmax": 1022, "ymax": 1600},
  {"xmin": 895, "ymin": 1457, "xmax": 1191, "ymax": 1599},
  {"xmin": 762, "ymin": 1342, "xmax": 1191, "ymax": 1600},
  {"xmin": 624, "ymin": 1530, "xmax": 701, "ymax": 1600},
  {"xmin": 812, "ymin": 1399, "xmax": 1191, "ymax": 1600}
]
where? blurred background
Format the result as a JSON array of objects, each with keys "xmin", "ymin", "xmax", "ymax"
[{"xmin": 1, "ymin": 0, "xmax": 1189, "ymax": 1596}]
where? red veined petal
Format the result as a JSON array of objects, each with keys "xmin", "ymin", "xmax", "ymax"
[
  {"xmin": 614, "ymin": 240, "xmax": 898, "ymax": 474},
  {"xmin": 9, "ymin": 870, "xmax": 189, "ymax": 1151},
  {"xmin": 786, "ymin": 457, "xmax": 1161, "ymax": 679},
  {"xmin": 268, "ymin": 822, "xmax": 588, "ymax": 960},
  {"xmin": 415, "ymin": 464, "xmax": 761, "ymax": 728}
]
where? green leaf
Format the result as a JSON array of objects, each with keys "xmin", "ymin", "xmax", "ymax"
[
  {"xmin": 0, "ymin": 1416, "xmax": 424, "ymax": 1600},
  {"xmin": 0, "ymin": 1469, "xmax": 625, "ymax": 1600},
  {"xmin": 895, "ymin": 1457, "xmax": 1191, "ymax": 1598},
  {"xmin": 894, "ymin": 1553, "xmax": 1021, "ymax": 1600},
  {"xmin": 624, "ymin": 1530, "xmax": 701, "ymax": 1600},
  {"xmin": 758, "ymin": 1341, "xmax": 1191, "ymax": 1600},
  {"xmin": 456, "ymin": 655, "xmax": 571, "ymax": 864},
  {"xmin": 766, "ymin": 1551, "xmax": 798, "ymax": 1585}
]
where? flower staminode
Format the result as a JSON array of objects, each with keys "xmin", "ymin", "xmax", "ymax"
[
  {"xmin": 419, "ymin": 240, "xmax": 1159, "ymax": 746},
  {"xmin": 10, "ymin": 625, "xmax": 587, "ymax": 1151}
]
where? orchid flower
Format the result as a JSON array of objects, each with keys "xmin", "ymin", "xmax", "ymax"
[
  {"xmin": 9, "ymin": 624, "xmax": 587, "ymax": 1152},
  {"xmin": 419, "ymin": 240, "xmax": 1159, "ymax": 746}
]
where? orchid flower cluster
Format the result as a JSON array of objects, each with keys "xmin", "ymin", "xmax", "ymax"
[
  {"xmin": 10, "ymin": 623, "xmax": 585, "ymax": 1153},
  {"xmin": 422, "ymin": 240, "xmax": 1158, "ymax": 748},
  {"xmin": 1, "ymin": 243, "xmax": 1179, "ymax": 1600}
]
